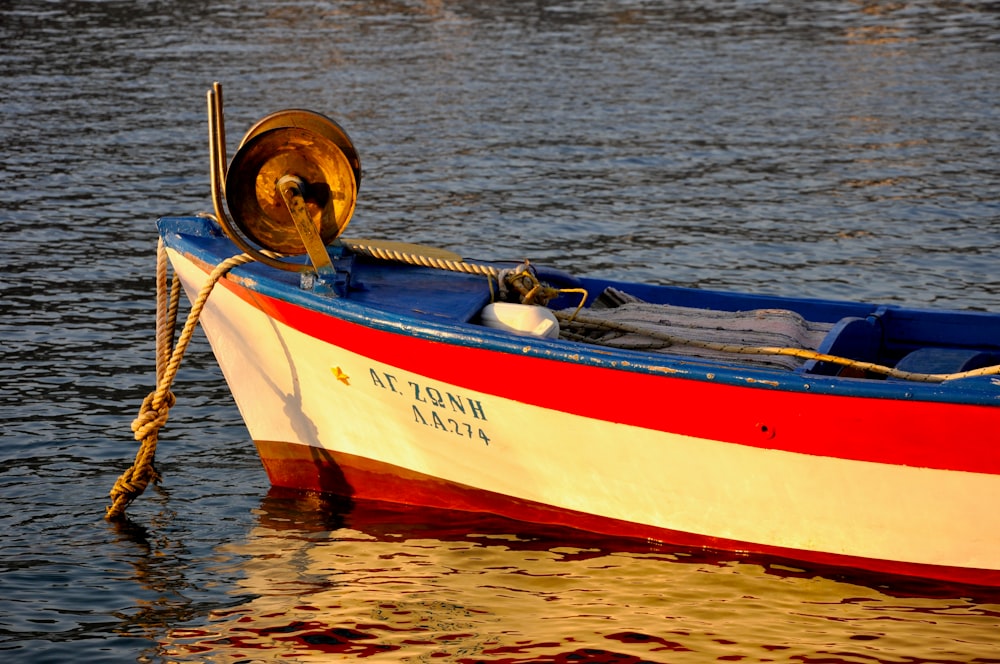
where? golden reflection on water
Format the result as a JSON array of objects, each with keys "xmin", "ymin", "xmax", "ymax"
[{"xmin": 157, "ymin": 492, "xmax": 1000, "ymax": 663}]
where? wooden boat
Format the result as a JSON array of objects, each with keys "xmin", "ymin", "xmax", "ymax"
[{"xmin": 153, "ymin": 85, "xmax": 1000, "ymax": 587}]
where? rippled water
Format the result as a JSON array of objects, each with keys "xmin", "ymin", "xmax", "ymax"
[{"xmin": 2, "ymin": 1, "xmax": 999, "ymax": 662}]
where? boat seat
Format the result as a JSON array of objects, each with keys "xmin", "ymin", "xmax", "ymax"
[
  {"xmin": 802, "ymin": 316, "xmax": 882, "ymax": 376},
  {"xmin": 894, "ymin": 348, "xmax": 1000, "ymax": 376}
]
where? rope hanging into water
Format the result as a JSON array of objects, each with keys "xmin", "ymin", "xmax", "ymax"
[{"xmin": 105, "ymin": 240, "xmax": 253, "ymax": 520}]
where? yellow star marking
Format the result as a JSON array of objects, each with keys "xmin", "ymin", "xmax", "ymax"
[{"xmin": 331, "ymin": 366, "xmax": 350, "ymax": 385}]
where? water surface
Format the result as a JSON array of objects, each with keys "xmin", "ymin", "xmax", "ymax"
[{"xmin": 2, "ymin": 1, "xmax": 999, "ymax": 662}]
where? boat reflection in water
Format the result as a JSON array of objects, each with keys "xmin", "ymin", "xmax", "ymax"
[{"xmin": 158, "ymin": 489, "xmax": 1000, "ymax": 663}]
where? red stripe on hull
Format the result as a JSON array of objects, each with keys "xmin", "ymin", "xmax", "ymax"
[
  {"xmin": 219, "ymin": 273, "xmax": 1000, "ymax": 475},
  {"xmin": 255, "ymin": 439, "xmax": 1000, "ymax": 588}
]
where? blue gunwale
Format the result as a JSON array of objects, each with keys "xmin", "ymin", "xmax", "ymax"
[{"xmin": 159, "ymin": 215, "xmax": 1000, "ymax": 406}]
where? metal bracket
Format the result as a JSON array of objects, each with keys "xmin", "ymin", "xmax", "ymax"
[{"xmin": 278, "ymin": 174, "xmax": 338, "ymax": 286}]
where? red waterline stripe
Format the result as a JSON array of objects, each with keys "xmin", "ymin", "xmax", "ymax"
[{"xmin": 254, "ymin": 439, "xmax": 1000, "ymax": 589}]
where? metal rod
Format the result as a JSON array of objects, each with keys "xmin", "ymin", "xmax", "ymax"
[
  {"xmin": 204, "ymin": 84, "xmax": 310, "ymax": 273},
  {"xmin": 207, "ymin": 86, "xmax": 232, "ymax": 243},
  {"xmin": 212, "ymin": 82, "xmax": 227, "ymax": 182}
]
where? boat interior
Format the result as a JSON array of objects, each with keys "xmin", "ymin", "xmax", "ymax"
[{"xmin": 526, "ymin": 266, "xmax": 1000, "ymax": 378}]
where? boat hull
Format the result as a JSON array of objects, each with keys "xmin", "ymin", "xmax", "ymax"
[{"xmin": 164, "ymin": 239, "xmax": 1000, "ymax": 588}]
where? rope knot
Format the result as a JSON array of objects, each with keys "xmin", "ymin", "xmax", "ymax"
[
  {"xmin": 498, "ymin": 261, "xmax": 561, "ymax": 306},
  {"xmin": 106, "ymin": 240, "xmax": 253, "ymax": 520},
  {"xmin": 131, "ymin": 389, "xmax": 176, "ymax": 442}
]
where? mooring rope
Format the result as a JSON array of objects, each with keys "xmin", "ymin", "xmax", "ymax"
[
  {"xmin": 341, "ymin": 243, "xmax": 587, "ymax": 307},
  {"xmin": 343, "ymin": 240, "xmax": 501, "ymax": 279},
  {"xmin": 106, "ymin": 240, "xmax": 253, "ymax": 520}
]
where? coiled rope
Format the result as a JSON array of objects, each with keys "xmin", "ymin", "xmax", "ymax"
[
  {"xmin": 556, "ymin": 310, "xmax": 1000, "ymax": 383},
  {"xmin": 105, "ymin": 240, "xmax": 253, "ymax": 520}
]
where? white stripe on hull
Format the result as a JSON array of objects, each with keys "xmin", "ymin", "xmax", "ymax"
[{"xmin": 171, "ymin": 249, "xmax": 1000, "ymax": 573}]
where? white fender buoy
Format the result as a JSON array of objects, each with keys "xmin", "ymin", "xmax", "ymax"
[{"xmin": 480, "ymin": 302, "xmax": 560, "ymax": 338}]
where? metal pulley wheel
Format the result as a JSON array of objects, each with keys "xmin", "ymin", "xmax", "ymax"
[{"xmin": 224, "ymin": 110, "xmax": 360, "ymax": 255}]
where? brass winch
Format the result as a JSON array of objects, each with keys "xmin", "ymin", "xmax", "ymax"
[{"xmin": 207, "ymin": 83, "xmax": 360, "ymax": 282}]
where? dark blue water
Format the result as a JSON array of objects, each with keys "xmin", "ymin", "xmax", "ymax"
[{"xmin": 2, "ymin": 1, "xmax": 999, "ymax": 662}]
